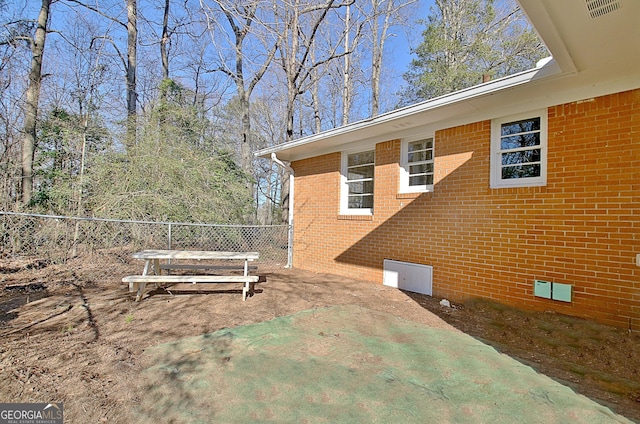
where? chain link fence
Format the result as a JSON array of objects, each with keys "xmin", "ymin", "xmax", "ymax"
[{"xmin": 1, "ymin": 212, "xmax": 290, "ymax": 283}]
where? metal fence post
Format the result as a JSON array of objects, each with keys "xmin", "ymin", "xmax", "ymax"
[{"xmin": 168, "ymin": 223, "xmax": 172, "ymax": 249}]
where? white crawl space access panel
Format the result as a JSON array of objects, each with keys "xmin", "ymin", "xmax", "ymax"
[{"xmin": 383, "ymin": 259, "xmax": 432, "ymax": 295}]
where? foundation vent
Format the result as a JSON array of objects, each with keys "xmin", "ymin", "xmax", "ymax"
[
  {"xmin": 534, "ymin": 280, "xmax": 572, "ymax": 303},
  {"xmin": 585, "ymin": 0, "xmax": 620, "ymax": 19},
  {"xmin": 383, "ymin": 259, "xmax": 432, "ymax": 296}
]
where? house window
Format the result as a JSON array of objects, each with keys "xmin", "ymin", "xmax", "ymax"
[
  {"xmin": 400, "ymin": 137, "xmax": 434, "ymax": 193},
  {"xmin": 491, "ymin": 111, "xmax": 547, "ymax": 188},
  {"xmin": 341, "ymin": 150, "xmax": 374, "ymax": 214}
]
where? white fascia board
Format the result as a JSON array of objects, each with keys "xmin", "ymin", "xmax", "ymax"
[{"xmin": 255, "ymin": 58, "xmax": 560, "ymax": 162}]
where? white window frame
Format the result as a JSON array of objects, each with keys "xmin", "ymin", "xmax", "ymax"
[
  {"xmin": 490, "ymin": 110, "xmax": 548, "ymax": 188},
  {"xmin": 400, "ymin": 136, "xmax": 435, "ymax": 193},
  {"xmin": 340, "ymin": 149, "xmax": 375, "ymax": 215}
]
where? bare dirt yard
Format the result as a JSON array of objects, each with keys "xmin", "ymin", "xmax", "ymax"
[{"xmin": 1, "ymin": 254, "xmax": 639, "ymax": 423}]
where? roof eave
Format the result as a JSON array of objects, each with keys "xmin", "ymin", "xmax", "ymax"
[
  {"xmin": 517, "ymin": 0, "xmax": 577, "ymax": 74},
  {"xmin": 256, "ymin": 57, "xmax": 560, "ymax": 162}
]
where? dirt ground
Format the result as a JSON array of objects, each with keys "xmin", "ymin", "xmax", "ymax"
[{"xmin": 1, "ymin": 255, "xmax": 639, "ymax": 423}]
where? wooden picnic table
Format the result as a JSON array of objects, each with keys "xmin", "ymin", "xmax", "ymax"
[{"xmin": 122, "ymin": 250, "xmax": 260, "ymax": 302}]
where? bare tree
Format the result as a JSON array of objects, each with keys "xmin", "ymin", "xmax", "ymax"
[
  {"xmin": 160, "ymin": 0, "xmax": 170, "ymax": 79},
  {"xmin": 19, "ymin": 0, "xmax": 52, "ymax": 206},
  {"xmin": 155, "ymin": 0, "xmax": 193, "ymax": 81},
  {"xmin": 251, "ymin": 93, "xmax": 287, "ymax": 224},
  {"xmin": 368, "ymin": 0, "xmax": 416, "ymax": 116},
  {"xmin": 65, "ymin": 0, "xmax": 138, "ymax": 147},
  {"xmin": 271, "ymin": 0, "xmax": 354, "ymax": 222},
  {"xmin": 274, "ymin": 0, "xmax": 352, "ymax": 141},
  {"xmin": 341, "ymin": 2, "xmax": 364, "ymax": 124},
  {"xmin": 200, "ymin": 0, "xmax": 278, "ymax": 175},
  {"xmin": 0, "ymin": 0, "xmax": 431, "ymax": 219},
  {"xmin": 307, "ymin": 0, "xmax": 412, "ymax": 127},
  {"xmin": 0, "ymin": 41, "xmax": 24, "ymax": 209},
  {"xmin": 125, "ymin": 0, "xmax": 137, "ymax": 146}
]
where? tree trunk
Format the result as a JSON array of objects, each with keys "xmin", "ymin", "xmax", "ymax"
[
  {"xmin": 126, "ymin": 0, "xmax": 137, "ymax": 148},
  {"xmin": 213, "ymin": 2, "xmax": 279, "ymax": 219},
  {"xmin": 342, "ymin": 3, "xmax": 351, "ymax": 125},
  {"xmin": 235, "ymin": 47, "xmax": 252, "ymax": 176},
  {"xmin": 371, "ymin": 0, "xmax": 394, "ymax": 117},
  {"xmin": 311, "ymin": 47, "xmax": 322, "ymax": 133},
  {"xmin": 161, "ymin": 0, "xmax": 170, "ymax": 80},
  {"xmin": 280, "ymin": 169, "xmax": 290, "ymax": 224},
  {"xmin": 21, "ymin": 0, "xmax": 51, "ymax": 206}
]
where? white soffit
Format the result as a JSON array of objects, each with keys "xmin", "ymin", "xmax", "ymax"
[{"xmin": 518, "ymin": 0, "xmax": 640, "ymax": 72}]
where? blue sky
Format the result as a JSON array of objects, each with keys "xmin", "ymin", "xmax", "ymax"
[
  {"xmin": 380, "ymin": 0, "xmax": 435, "ymax": 99},
  {"xmin": 388, "ymin": 0, "xmax": 434, "ymax": 70}
]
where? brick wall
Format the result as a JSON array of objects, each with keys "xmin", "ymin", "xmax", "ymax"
[{"xmin": 291, "ymin": 89, "xmax": 640, "ymax": 328}]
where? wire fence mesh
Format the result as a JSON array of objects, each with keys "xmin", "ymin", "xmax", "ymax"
[{"xmin": 0, "ymin": 212, "xmax": 290, "ymax": 284}]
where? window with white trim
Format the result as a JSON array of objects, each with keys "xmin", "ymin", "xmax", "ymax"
[
  {"xmin": 491, "ymin": 111, "xmax": 547, "ymax": 188},
  {"xmin": 400, "ymin": 137, "xmax": 434, "ymax": 193},
  {"xmin": 341, "ymin": 150, "xmax": 374, "ymax": 214}
]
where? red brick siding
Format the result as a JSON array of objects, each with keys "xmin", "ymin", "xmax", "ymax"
[{"xmin": 291, "ymin": 89, "xmax": 640, "ymax": 328}]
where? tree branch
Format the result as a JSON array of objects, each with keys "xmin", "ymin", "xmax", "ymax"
[{"xmin": 64, "ymin": 0, "xmax": 128, "ymax": 30}]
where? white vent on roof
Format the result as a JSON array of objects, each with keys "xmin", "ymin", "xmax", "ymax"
[{"xmin": 586, "ymin": 0, "xmax": 620, "ymax": 18}]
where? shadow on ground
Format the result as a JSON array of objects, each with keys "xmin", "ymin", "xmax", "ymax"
[{"xmin": 136, "ymin": 305, "xmax": 632, "ymax": 424}]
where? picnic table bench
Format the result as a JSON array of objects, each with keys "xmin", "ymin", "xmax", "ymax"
[{"xmin": 123, "ymin": 250, "xmax": 259, "ymax": 301}]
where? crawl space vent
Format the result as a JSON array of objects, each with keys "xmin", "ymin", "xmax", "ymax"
[{"xmin": 585, "ymin": 0, "xmax": 620, "ymax": 19}]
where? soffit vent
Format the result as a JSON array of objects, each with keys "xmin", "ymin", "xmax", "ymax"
[{"xmin": 585, "ymin": 0, "xmax": 621, "ymax": 19}]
